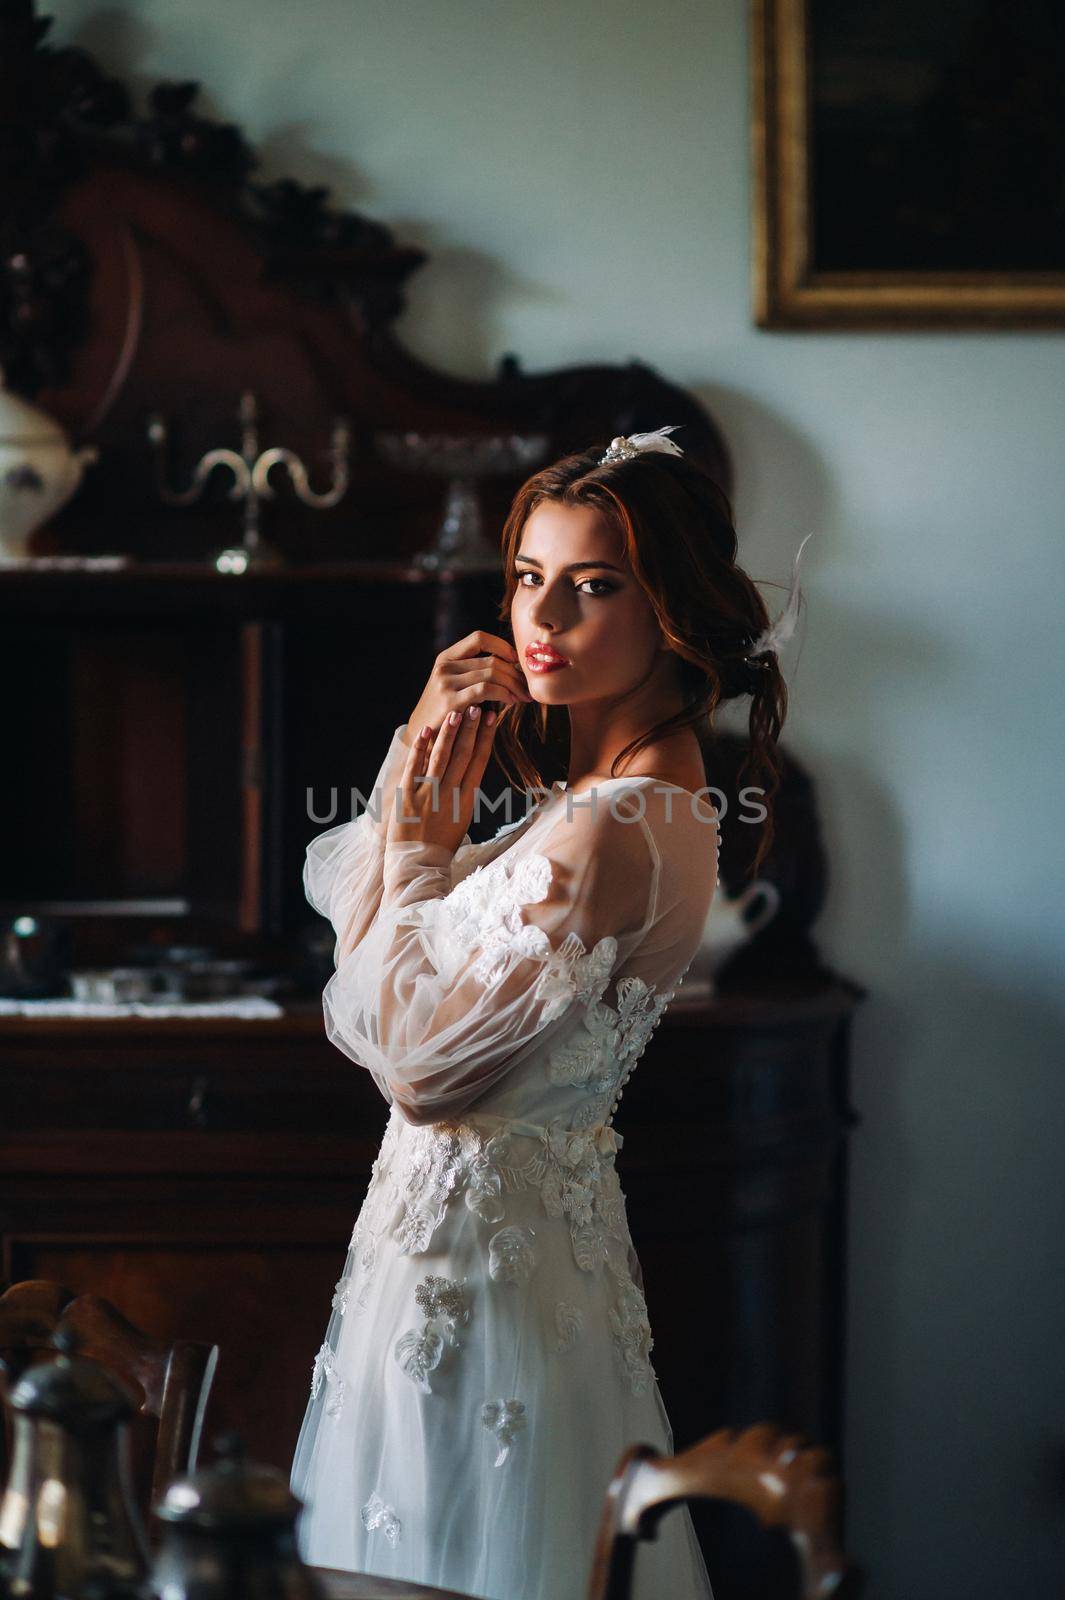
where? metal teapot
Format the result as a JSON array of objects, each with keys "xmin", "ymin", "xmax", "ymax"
[
  {"xmin": 149, "ymin": 1434, "xmax": 325, "ymax": 1600},
  {"xmin": 0, "ymin": 1326, "xmax": 151, "ymax": 1600}
]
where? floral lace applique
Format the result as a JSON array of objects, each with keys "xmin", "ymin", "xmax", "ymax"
[
  {"xmin": 342, "ymin": 1137, "xmax": 396, "ymax": 1313},
  {"xmin": 415, "ymin": 1272, "xmax": 470, "ymax": 1329},
  {"xmin": 605, "ymin": 1262, "xmax": 655, "ymax": 1396},
  {"xmin": 425, "ymin": 850, "xmax": 619, "ymax": 1020},
  {"xmin": 481, "ymin": 1398, "xmax": 526, "ymax": 1466},
  {"xmin": 394, "ymin": 1272, "xmax": 470, "ymax": 1393},
  {"xmin": 367, "ymin": 1114, "xmax": 631, "ymax": 1290},
  {"xmin": 394, "ymin": 1323, "xmax": 445, "ymax": 1392},
  {"xmin": 393, "ymin": 1121, "xmax": 483, "ymax": 1249},
  {"xmin": 546, "ymin": 974, "xmax": 674, "ymax": 1094},
  {"xmin": 352, "ymin": 1235, "xmax": 377, "ymax": 1309},
  {"xmin": 539, "ymin": 1125, "xmax": 610, "ymax": 1270},
  {"xmin": 555, "ymin": 1300, "xmax": 584, "ymax": 1352},
  {"xmin": 361, "ymin": 1490, "xmax": 402, "ymax": 1546},
  {"xmin": 572, "ymin": 1093, "xmax": 612, "ymax": 1130},
  {"xmin": 488, "ymin": 1223, "xmax": 538, "ymax": 1284},
  {"xmin": 479, "ymin": 1117, "xmax": 634, "ymax": 1277},
  {"xmin": 338, "ymin": 1118, "xmax": 471, "ymax": 1267},
  {"xmin": 464, "ymin": 1130, "xmax": 513, "ymax": 1224},
  {"xmin": 310, "ymin": 1342, "xmax": 346, "ymax": 1416}
]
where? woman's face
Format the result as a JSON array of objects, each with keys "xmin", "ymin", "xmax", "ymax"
[{"xmin": 510, "ymin": 501, "xmax": 663, "ymax": 705}]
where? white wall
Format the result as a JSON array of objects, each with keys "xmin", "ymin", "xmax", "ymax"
[{"xmin": 51, "ymin": 1, "xmax": 1065, "ymax": 1591}]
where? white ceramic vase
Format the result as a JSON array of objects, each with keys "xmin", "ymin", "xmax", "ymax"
[
  {"xmin": 681, "ymin": 876, "xmax": 782, "ymax": 999},
  {"xmin": 0, "ymin": 367, "xmax": 98, "ymax": 561}
]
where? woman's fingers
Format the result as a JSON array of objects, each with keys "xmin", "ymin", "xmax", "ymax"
[
  {"xmin": 449, "ymin": 704, "xmax": 484, "ymax": 778},
  {"xmin": 434, "ymin": 705, "xmax": 490, "ymax": 795},
  {"xmin": 452, "ymin": 706, "xmax": 498, "ymax": 814},
  {"xmin": 406, "ymin": 634, "xmax": 524, "ymax": 745},
  {"xmin": 466, "ymin": 706, "xmax": 498, "ymax": 785},
  {"xmin": 397, "ymin": 706, "xmax": 498, "ymax": 841},
  {"xmin": 448, "ymin": 658, "xmax": 531, "ymax": 703},
  {"xmin": 396, "ymin": 721, "xmax": 431, "ymax": 822},
  {"xmin": 482, "ymin": 653, "xmax": 530, "ymax": 697},
  {"xmin": 424, "ymin": 708, "xmax": 460, "ymax": 784},
  {"xmin": 441, "ymin": 630, "xmax": 521, "ymax": 668}
]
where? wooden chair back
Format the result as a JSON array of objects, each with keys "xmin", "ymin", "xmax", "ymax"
[
  {"xmin": 588, "ymin": 1422, "xmax": 862, "ymax": 1600},
  {"xmin": 0, "ymin": 1278, "xmax": 219, "ymax": 1514}
]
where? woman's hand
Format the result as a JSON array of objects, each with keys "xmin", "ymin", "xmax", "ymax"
[
  {"xmin": 403, "ymin": 630, "xmax": 531, "ymax": 748},
  {"xmin": 388, "ymin": 703, "xmax": 499, "ymax": 854}
]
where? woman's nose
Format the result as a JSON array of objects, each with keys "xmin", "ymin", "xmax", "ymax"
[{"xmin": 528, "ymin": 585, "xmax": 566, "ymax": 631}]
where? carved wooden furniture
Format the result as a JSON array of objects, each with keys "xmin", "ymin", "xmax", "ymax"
[
  {"xmin": 589, "ymin": 1423, "xmax": 861, "ymax": 1600},
  {"xmin": 0, "ymin": 1279, "xmax": 219, "ymax": 1515}
]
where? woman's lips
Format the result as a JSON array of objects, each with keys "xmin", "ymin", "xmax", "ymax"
[{"xmin": 524, "ymin": 644, "xmax": 569, "ymax": 674}]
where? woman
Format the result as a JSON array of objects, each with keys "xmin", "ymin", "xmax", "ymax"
[{"xmin": 290, "ymin": 426, "xmax": 799, "ymax": 1600}]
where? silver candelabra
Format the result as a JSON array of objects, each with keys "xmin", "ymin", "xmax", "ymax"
[{"xmin": 148, "ymin": 391, "xmax": 351, "ymax": 572}]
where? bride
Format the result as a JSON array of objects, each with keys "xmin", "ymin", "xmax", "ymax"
[{"xmin": 290, "ymin": 426, "xmax": 799, "ymax": 1600}]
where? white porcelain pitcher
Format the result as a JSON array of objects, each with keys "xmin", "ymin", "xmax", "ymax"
[
  {"xmin": 0, "ymin": 367, "xmax": 98, "ymax": 560},
  {"xmin": 681, "ymin": 876, "xmax": 782, "ymax": 999}
]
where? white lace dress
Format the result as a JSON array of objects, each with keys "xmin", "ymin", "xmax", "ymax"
[{"xmin": 290, "ymin": 724, "xmax": 720, "ymax": 1600}]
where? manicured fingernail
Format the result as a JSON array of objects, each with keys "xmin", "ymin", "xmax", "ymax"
[
  {"xmin": 448, "ymin": 709, "xmax": 461, "ymax": 725},
  {"xmin": 468, "ymin": 705, "xmax": 480, "ymax": 719},
  {"xmin": 485, "ymin": 709, "xmax": 496, "ymax": 725},
  {"xmin": 421, "ymin": 725, "xmax": 432, "ymax": 740}
]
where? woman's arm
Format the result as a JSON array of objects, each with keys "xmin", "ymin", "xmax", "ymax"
[
  {"xmin": 321, "ymin": 797, "xmax": 654, "ymax": 1124},
  {"xmin": 303, "ymin": 724, "xmax": 413, "ymax": 964}
]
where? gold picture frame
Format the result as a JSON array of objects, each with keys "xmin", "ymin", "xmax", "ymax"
[{"xmin": 752, "ymin": 0, "xmax": 1065, "ymax": 328}]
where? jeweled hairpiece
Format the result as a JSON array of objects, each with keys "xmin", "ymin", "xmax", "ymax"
[{"xmin": 599, "ymin": 424, "xmax": 685, "ymax": 465}]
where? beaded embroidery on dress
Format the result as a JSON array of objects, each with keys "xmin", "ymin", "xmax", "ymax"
[{"xmin": 290, "ymin": 726, "xmax": 720, "ymax": 1600}]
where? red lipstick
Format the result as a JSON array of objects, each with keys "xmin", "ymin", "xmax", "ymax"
[{"xmin": 524, "ymin": 642, "xmax": 569, "ymax": 674}]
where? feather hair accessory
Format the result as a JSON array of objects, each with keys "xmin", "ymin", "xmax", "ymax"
[
  {"xmin": 744, "ymin": 532, "xmax": 813, "ymax": 664},
  {"xmin": 599, "ymin": 424, "xmax": 685, "ymax": 464}
]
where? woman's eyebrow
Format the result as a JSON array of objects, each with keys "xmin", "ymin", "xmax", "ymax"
[{"xmin": 515, "ymin": 554, "xmax": 626, "ymax": 574}]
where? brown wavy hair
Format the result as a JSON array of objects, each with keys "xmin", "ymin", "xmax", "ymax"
[{"xmin": 493, "ymin": 442, "xmax": 797, "ymax": 879}]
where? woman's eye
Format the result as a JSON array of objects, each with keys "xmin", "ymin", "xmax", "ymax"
[{"xmin": 516, "ymin": 571, "xmax": 616, "ymax": 597}]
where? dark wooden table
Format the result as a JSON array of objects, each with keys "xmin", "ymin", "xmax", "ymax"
[{"xmin": 313, "ymin": 1564, "xmax": 480, "ymax": 1599}]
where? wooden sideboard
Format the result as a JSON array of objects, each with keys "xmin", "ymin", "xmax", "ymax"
[{"xmin": 0, "ymin": 975, "xmax": 863, "ymax": 1517}]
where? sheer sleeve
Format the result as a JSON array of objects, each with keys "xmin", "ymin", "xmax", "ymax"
[
  {"xmin": 303, "ymin": 724, "xmax": 474, "ymax": 965},
  {"xmin": 319, "ymin": 795, "xmax": 656, "ymax": 1125}
]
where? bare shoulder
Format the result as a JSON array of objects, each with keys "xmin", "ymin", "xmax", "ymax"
[
  {"xmin": 614, "ymin": 728, "xmax": 708, "ymax": 795},
  {"xmin": 615, "ymin": 732, "xmax": 721, "ymax": 835}
]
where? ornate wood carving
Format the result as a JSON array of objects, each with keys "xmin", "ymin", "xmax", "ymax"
[{"xmin": 0, "ymin": 1, "xmax": 730, "ymax": 566}]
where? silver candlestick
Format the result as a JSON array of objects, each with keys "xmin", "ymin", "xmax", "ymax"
[{"xmin": 148, "ymin": 391, "xmax": 351, "ymax": 573}]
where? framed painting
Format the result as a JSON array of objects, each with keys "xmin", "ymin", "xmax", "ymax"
[{"xmin": 752, "ymin": 0, "xmax": 1065, "ymax": 327}]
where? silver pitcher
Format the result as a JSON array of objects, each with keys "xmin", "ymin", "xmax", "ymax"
[
  {"xmin": 149, "ymin": 1434, "xmax": 326, "ymax": 1600},
  {"xmin": 0, "ymin": 1327, "xmax": 151, "ymax": 1600}
]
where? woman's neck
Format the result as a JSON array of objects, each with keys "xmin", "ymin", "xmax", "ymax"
[{"xmin": 565, "ymin": 655, "xmax": 698, "ymax": 789}]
